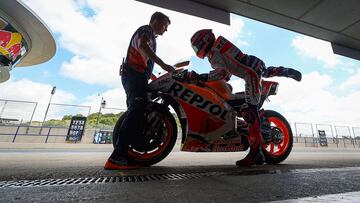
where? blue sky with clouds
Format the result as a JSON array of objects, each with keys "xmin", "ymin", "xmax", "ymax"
[{"xmin": 1, "ymin": 0, "xmax": 360, "ymax": 127}]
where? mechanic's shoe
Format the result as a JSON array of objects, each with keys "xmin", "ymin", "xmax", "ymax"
[
  {"xmin": 236, "ymin": 147, "xmax": 264, "ymax": 167},
  {"xmin": 286, "ymin": 68, "xmax": 302, "ymax": 82},
  {"xmin": 104, "ymin": 157, "xmax": 141, "ymax": 170}
]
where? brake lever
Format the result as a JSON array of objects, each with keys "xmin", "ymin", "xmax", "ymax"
[{"xmin": 174, "ymin": 60, "xmax": 190, "ymax": 68}]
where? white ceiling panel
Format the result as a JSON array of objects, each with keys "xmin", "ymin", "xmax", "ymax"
[{"xmin": 137, "ymin": 0, "xmax": 360, "ymax": 61}]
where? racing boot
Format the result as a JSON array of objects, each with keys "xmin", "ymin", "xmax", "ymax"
[
  {"xmin": 283, "ymin": 67, "xmax": 302, "ymax": 82},
  {"xmin": 236, "ymin": 145, "xmax": 264, "ymax": 167},
  {"xmin": 265, "ymin": 66, "xmax": 302, "ymax": 82},
  {"xmin": 236, "ymin": 105, "xmax": 265, "ymax": 167}
]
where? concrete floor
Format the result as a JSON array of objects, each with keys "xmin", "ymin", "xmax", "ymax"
[{"xmin": 1, "ymin": 143, "xmax": 360, "ymax": 202}]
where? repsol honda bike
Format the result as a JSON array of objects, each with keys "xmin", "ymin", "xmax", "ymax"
[{"xmin": 113, "ymin": 61, "xmax": 293, "ymax": 166}]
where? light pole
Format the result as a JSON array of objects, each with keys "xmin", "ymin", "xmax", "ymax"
[
  {"xmin": 96, "ymin": 97, "xmax": 106, "ymax": 127},
  {"xmin": 40, "ymin": 86, "xmax": 56, "ymax": 134},
  {"xmin": 0, "ymin": 100, "xmax": 8, "ymax": 120}
]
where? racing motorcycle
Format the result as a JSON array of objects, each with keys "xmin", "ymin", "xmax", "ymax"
[{"xmin": 113, "ymin": 61, "xmax": 293, "ymax": 166}]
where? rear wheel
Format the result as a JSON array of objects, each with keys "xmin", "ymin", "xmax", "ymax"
[
  {"xmin": 261, "ymin": 110, "xmax": 293, "ymax": 164},
  {"xmin": 112, "ymin": 103, "xmax": 178, "ymax": 166}
]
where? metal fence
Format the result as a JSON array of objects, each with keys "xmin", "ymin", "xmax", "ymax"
[
  {"xmin": 352, "ymin": 127, "xmax": 360, "ymax": 148},
  {"xmin": 293, "ymin": 122, "xmax": 360, "ymax": 148},
  {"xmin": 41, "ymin": 103, "xmax": 92, "ymax": 127},
  {"xmin": 0, "ymin": 99, "xmax": 37, "ymax": 125},
  {"xmin": 0, "ymin": 98, "xmax": 359, "ymax": 147},
  {"xmin": 0, "ymin": 125, "xmax": 68, "ymax": 143},
  {"xmin": 294, "ymin": 122, "xmax": 316, "ymax": 147},
  {"xmin": 0, "ymin": 98, "xmax": 126, "ymax": 143}
]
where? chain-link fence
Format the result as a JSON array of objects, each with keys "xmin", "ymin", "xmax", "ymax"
[
  {"xmin": 353, "ymin": 127, "xmax": 360, "ymax": 147},
  {"xmin": 335, "ymin": 125, "xmax": 354, "ymax": 148},
  {"xmin": 1, "ymin": 98, "xmax": 360, "ymax": 146},
  {"xmin": 0, "ymin": 99, "xmax": 37, "ymax": 125},
  {"xmin": 41, "ymin": 103, "xmax": 92, "ymax": 127},
  {"xmin": 294, "ymin": 122, "xmax": 316, "ymax": 147},
  {"xmin": 294, "ymin": 122, "xmax": 359, "ymax": 148}
]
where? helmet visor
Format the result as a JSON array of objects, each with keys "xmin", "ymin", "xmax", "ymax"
[{"xmin": 191, "ymin": 44, "xmax": 199, "ymax": 55}]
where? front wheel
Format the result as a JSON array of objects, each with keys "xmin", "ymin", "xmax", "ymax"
[
  {"xmin": 261, "ymin": 110, "xmax": 293, "ymax": 164},
  {"xmin": 112, "ymin": 103, "xmax": 178, "ymax": 166}
]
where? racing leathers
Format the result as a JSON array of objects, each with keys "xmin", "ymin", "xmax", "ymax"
[
  {"xmin": 195, "ymin": 37, "xmax": 301, "ymax": 103},
  {"xmin": 194, "ymin": 36, "xmax": 301, "ymax": 166}
]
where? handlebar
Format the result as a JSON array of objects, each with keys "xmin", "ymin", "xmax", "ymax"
[
  {"xmin": 150, "ymin": 60, "xmax": 190, "ymax": 81},
  {"xmin": 172, "ymin": 69, "xmax": 189, "ymax": 82},
  {"xmin": 174, "ymin": 60, "xmax": 190, "ymax": 68}
]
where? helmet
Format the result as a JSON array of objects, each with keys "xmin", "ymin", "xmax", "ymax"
[{"xmin": 191, "ymin": 29, "xmax": 215, "ymax": 59}]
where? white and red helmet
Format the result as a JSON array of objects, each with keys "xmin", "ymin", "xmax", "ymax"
[{"xmin": 190, "ymin": 29, "xmax": 215, "ymax": 59}]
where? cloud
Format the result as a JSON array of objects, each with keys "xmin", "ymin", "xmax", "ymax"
[
  {"xmin": 23, "ymin": 0, "xmax": 246, "ymax": 87},
  {"xmin": 9, "ymin": 0, "xmax": 246, "ymax": 123},
  {"xmin": 0, "ymin": 79, "xmax": 76, "ymax": 121},
  {"xmin": 338, "ymin": 69, "xmax": 360, "ymax": 91},
  {"xmin": 210, "ymin": 71, "xmax": 360, "ymax": 126},
  {"xmin": 291, "ymin": 35, "xmax": 341, "ymax": 68},
  {"xmin": 228, "ymin": 78, "xmax": 245, "ymax": 93},
  {"xmin": 20, "ymin": 0, "xmax": 360, "ymax": 129},
  {"xmin": 263, "ymin": 72, "xmax": 360, "ymax": 126},
  {"xmin": 81, "ymin": 88, "xmax": 127, "ymax": 114},
  {"xmin": 60, "ymin": 56, "xmax": 121, "ymax": 87}
]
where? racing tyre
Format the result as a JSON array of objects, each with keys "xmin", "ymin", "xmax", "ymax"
[
  {"xmin": 112, "ymin": 103, "xmax": 178, "ymax": 166},
  {"xmin": 261, "ymin": 110, "xmax": 293, "ymax": 164}
]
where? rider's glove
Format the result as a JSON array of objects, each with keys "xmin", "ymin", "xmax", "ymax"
[
  {"xmin": 187, "ymin": 71, "xmax": 209, "ymax": 82},
  {"xmin": 173, "ymin": 70, "xmax": 208, "ymax": 83},
  {"xmin": 187, "ymin": 71, "xmax": 200, "ymax": 81},
  {"xmin": 172, "ymin": 69, "xmax": 193, "ymax": 82}
]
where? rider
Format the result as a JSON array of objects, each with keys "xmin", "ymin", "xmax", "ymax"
[
  {"xmin": 104, "ymin": 12, "xmax": 175, "ymax": 170},
  {"xmin": 189, "ymin": 29, "xmax": 301, "ymax": 167}
]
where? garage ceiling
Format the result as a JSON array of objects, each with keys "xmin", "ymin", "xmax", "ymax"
[{"xmin": 136, "ymin": 0, "xmax": 360, "ymax": 61}]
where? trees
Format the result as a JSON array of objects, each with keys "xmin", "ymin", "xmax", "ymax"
[{"xmin": 42, "ymin": 112, "xmax": 126, "ymax": 129}]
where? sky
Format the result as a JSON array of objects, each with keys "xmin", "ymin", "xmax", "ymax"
[{"xmin": 1, "ymin": 0, "xmax": 360, "ymax": 130}]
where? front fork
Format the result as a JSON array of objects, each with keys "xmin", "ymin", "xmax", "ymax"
[
  {"xmin": 236, "ymin": 109, "xmax": 283, "ymax": 145},
  {"xmin": 259, "ymin": 110, "xmax": 284, "ymax": 145}
]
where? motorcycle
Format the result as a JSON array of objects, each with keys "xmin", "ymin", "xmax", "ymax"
[{"xmin": 113, "ymin": 61, "xmax": 293, "ymax": 166}]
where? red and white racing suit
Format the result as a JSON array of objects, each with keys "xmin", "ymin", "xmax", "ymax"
[
  {"xmin": 203, "ymin": 36, "xmax": 265, "ymax": 165},
  {"xmin": 197, "ymin": 35, "xmax": 300, "ymax": 166},
  {"xmin": 206, "ymin": 36, "xmax": 264, "ymax": 105}
]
